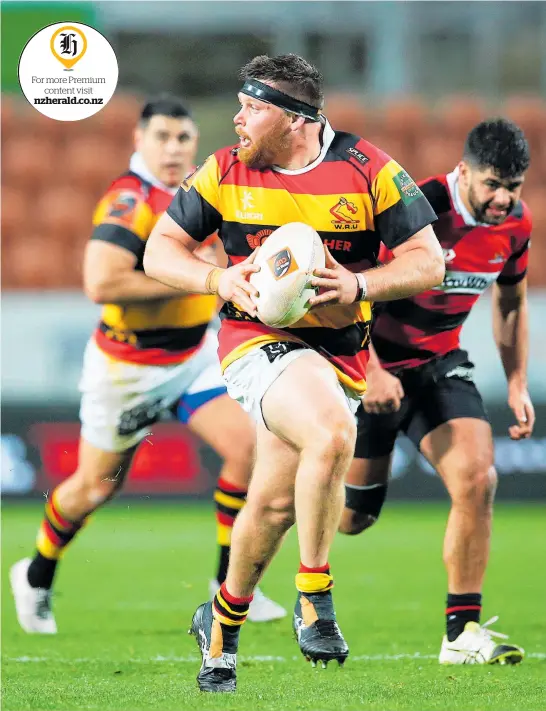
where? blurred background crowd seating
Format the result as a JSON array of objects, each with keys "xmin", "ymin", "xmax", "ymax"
[{"xmin": 2, "ymin": 92, "xmax": 545, "ymax": 289}]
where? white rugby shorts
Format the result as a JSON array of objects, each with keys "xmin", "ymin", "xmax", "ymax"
[
  {"xmin": 222, "ymin": 342, "xmax": 360, "ymax": 428},
  {"xmin": 79, "ymin": 328, "xmax": 226, "ymax": 452}
]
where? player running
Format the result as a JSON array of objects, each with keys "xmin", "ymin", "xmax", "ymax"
[
  {"xmin": 340, "ymin": 118, "xmax": 534, "ymax": 665},
  {"xmin": 144, "ymin": 54, "xmax": 444, "ymax": 691},
  {"xmin": 10, "ymin": 95, "xmax": 285, "ymax": 635}
]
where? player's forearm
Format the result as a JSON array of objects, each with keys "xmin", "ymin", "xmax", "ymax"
[
  {"xmin": 144, "ymin": 232, "xmax": 221, "ymax": 294},
  {"xmin": 86, "ymin": 270, "xmax": 185, "ymax": 305},
  {"xmin": 492, "ymin": 282, "xmax": 529, "ymax": 388},
  {"xmin": 363, "ymin": 242, "xmax": 445, "ymax": 302},
  {"xmin": 366, "ymin": 340, "xmax": 384, "ymax": 372}
]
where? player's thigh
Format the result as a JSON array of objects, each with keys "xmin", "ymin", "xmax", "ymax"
[
  {"xmin": 187, "ymin": 393, "xmax": 256, "ymax": 465},
  {"xmin": 414, "ymin": 378, "xmax": 495, "ymax": 500},
  {"xmin": 261, "ymin": 351, "xmax": 357, "ymax": 451},
  {"xmin": 177, "ymin": 346, "xmax": 256, "ymax": 463}
]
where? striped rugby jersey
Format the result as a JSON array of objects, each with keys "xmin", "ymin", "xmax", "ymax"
[
  {"xmin": 91, "ymin": 170, "xmax": 217, "ymax": 365},
  {"xmin": 372, "ymin": 169, "xmax": 532, "ymax": 371},
  {"xmin": 167, "ymin": 121, "xmax": 437, "ymax": 395}
]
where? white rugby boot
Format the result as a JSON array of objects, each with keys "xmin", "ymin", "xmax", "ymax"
[
  {"xmin": 439, "ymin": 616, "xmax": 524, "ymax": 665},
  {"xmin": 10, "ymin": 558, "xmax": 57, "ymax": 634}
]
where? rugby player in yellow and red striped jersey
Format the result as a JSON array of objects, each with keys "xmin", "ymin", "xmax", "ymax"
[
  {"xmin": 10, "ymin": 95, "xmax": 286, "ymax": 638},
  {"xmin": 145, "ymin": 54, "xmax": 445, "ymax": 691}
]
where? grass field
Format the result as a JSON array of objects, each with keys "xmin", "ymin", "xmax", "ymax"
[{"xmin": 2, "ymin": 501, "xmax": 545, "ymax": 711}]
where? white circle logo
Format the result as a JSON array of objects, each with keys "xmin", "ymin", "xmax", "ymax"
[{"xmin": 18, "ymin": 22, "xmax": 118, "ymax": 121}]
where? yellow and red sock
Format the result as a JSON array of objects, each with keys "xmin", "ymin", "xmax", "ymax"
[
  {"xmin": 295, "ymin": 562, "xmax": 334, "ymax": 595},
  {"xmin": 214, "ymin": 477, "xmax": 247, "ymax": 584},
  {"xmin": 213, "ymin": 582, "xmax": 252, "ymax": 627},
  {"xmin": 28, "ymin": 489, "xmax": 86, "ymax": 588}
]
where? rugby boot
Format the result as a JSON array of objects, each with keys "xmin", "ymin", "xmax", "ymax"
[
  {"xmin": 293, "ymin": 589, "xmax": 349, "ymax": 667},
  {"xmin": 10, "ymin": 558, "xmax": 57, "ymax": 634},
  {"xmin": 189, "ymin": 601, "xmax": 238, "ymax": 692},
  {"xmin": 439, "ymin": 616, "xmax": 524, "ymax": 665}
]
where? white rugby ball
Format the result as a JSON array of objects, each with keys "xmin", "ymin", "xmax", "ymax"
[{"xmin": 249, "ymin": 222, "xmax": 325, "ymax": 328}]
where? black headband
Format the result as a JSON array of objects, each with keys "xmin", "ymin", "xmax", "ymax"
[{"xmin": 240, "ymin": 78, "xmax": 322, "ymax": 122}]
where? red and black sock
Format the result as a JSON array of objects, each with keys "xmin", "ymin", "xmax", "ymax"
[{"xmin": 446, "ymin": 592, "xmax": 482, "ymax": 641}]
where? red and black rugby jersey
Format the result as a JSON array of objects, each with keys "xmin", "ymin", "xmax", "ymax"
[
  {"xmin": 167, "ymin": 122, "xmax": 437, "ymax": 395},
  {"xmin": 91, "ymin": 171, "xmax": 217, "ymax": 365},
  {"xmin": 372, "ymin": 170, "xmax": 532, "ymax": 371}
]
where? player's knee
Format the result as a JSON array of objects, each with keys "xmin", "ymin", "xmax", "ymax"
[
  {"xmin": 452, "ymin": 462, "xmax": 497, "ymax": 507},
  {"xmin": 339, "ymin": 482, "xmax": 388, "ymax": 534},
  {"xmin": 70, "ymin": 469, "xmax": 122, "ymax": 508},
  {"xmin": 338, "ymin": 508, "xmax": 377, "ymax": 535},
  {"xmin": 314, "ymin": 415, "xmax": 357, "ymax": 467},
  {"xmin": 249, "ymin": 495, "xmax": 295, "ymax": 532}
]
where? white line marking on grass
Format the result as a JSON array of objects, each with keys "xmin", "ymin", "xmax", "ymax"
[{"xmin": 8, "ymin": 652, "xmax": 546, "ymax": 663}]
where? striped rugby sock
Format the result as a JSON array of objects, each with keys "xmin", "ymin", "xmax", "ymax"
[
  {"xmin": 214, "ymin": 477, "xmax": 247, "ymax": 584},
  {"xmin": 213, "ymin": 583, "xmax": 252, "ymax": 627},
  {"xmin": 27, "ymin": 489, "xmax": 86, "ymax": 589}
]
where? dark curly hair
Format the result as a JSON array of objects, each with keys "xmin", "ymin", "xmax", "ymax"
[{"xmin": 463, "ymin": 118, "xmax": 530, "ymax": 178}]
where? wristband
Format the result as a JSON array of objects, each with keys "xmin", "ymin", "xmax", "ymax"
[
  {"xmin": 354, "ymin": 273, "xmax": 368, "ymax": 302},
  {"xmin": 205, "ymin": 267, "xmax": 223, "ymax": 295}
]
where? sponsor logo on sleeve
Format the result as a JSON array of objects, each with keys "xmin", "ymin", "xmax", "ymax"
[{"xmin": 393, "ymin": 169, "xmax": 422, "ymax": 206}]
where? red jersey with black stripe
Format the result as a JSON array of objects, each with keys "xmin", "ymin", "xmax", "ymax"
[
  {"xmin": 372, "ymin": 170, "xmax": 532, "ymax": 372},
  {"xmin": 167, "ymin": 121, "xmax": 437, "ymax": 395}
]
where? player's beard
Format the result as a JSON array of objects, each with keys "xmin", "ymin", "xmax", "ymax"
[
  {"xmin": 468, "ymin": 184, "xmax": 514, "ymax": 225},
  {"xmin": 237, "ymin": 117, "xmax": 291, "ymax": 170}
]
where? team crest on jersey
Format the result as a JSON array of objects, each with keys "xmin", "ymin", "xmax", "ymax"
[
  {"xmin": 108, "ymin": 191, "xmax": 138, "ymax": 220},
  {"xmin": 393, "ymin": 169, "xmax": 422, "ymax": 206},
  {"xmin": 246, "ymin": 229, "xmax": 273, "ymax": 249},
  {"xmin": 268, "ymin": 248, "xmax": 298, "ymax": 280},
  {"xmin": 330, "ymin": 197, "xmax": 360, "ymax": 231}
]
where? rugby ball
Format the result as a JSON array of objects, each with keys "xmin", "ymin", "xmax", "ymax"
[{"xmin": 249, "ymin": 222, "xmax": 325, "ymax": 328}]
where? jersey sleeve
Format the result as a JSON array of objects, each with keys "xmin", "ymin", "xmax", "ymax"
[
  {"xmin": 166, "ymin": 154, "xmax": 223, "ymax": 243},
  {"xmin": 497, "ymin": 204, "xmax": 532, "ymax": 286},
  {"xmin": 497, "ymin": 238, "xmax": 530, "ymax": 285},
  {"xmin": 372, "ymin": 160, "xmax": 438, "ymax": 249},
  {"xmin": 91, "ymin": 186, "xmax": 153, "ymax": 259}
]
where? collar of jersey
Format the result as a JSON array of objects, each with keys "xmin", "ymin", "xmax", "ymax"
[
  {"xmin": 270, "ymin": 119, "xmax": 335, "ymax": 175},
  {"xmin": 446, "ymin": 167, "xmax": 488, "ymax": 228},
  {"xmin": 129, "ymin": 152, "xmax": 178, "ymax": 195}
]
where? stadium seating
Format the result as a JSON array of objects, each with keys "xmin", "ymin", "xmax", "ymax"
[{"xmin": 1, "ymin": 93, "xmax": 545, "ymax": 288}]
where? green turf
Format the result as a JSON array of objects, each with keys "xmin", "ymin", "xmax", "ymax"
[{"xmin": 2, "ymin": 501, "xmax": 545, "ymax": 710}]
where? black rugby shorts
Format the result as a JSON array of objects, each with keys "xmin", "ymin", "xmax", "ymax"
[{"xmin": 355, "ymin": 349, "xmax": 489, "ymax": 459}]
